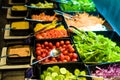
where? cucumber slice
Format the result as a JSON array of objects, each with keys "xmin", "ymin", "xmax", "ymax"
[
  {"xmin": 74, "ymin": 69, "xmax": 81, "ymax": 76},
  {"xmin": 40, "ymin": 74, "xmax": 44, "ymax": 80},
  {"xmin": 80, "ymin": 71, "xmax": 86, "ymax": 75},
  {"xmin": 52, "ymin": 72, "xmax": 58, "ymax": 78},
  {"xmin": 47, "ymin": 67, "xmax": 54, "ymax": 72},
  {"xmin": 52, "ymin": 65, "xmax": 60, "ymax": 73},
  {"xmin": 60, "ymin": 68, "xmax": 67, "ymax": 74},
  {"xmin": 45, "ymin": 76, "xmax": 52, "ymax": 80}
]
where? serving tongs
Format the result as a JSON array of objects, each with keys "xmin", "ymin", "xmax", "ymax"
[{"xmin": 54, "ymin": 10, "xmax": 74, "ymax": 19}]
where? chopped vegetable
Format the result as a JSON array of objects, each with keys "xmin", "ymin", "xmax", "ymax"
[
  {"xmin": 71, "ymin": 28, "xmax": 120, "ymax": 63},
  {"xmin": 30, "ymin": 1, "xmax": 53, "ymax": 8},
  {"xmin": 31, "ymin": 12, "xmax": 58, "ymax": 21},
  {"xmin": 65, "ymin": 12, "xmax": 105, "ymax": 31},
  {"xmin": 60, "ymin": 0, "xmax": 96, "ymax": 12},
  {"xmin": 40, "ymin": 65, "xmax": 87, "ymax": 80},
  {"xmin": 92, "ymin": 64, "xmax": 120, "ymax": 79}
]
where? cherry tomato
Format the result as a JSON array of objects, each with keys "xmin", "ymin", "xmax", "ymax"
[
  {"xmin": 36, "ymin": 43, "xmax": 41, "ymax": 47},
  {"xmin": 36, "ymin": 50, "xmax": 41, "ymax": 56},
  {"xmin": 67, "ymin": 44, "xmax": 73, "ymax": 49},
  {"xmin": 69, "ymin": 47, "xmax": 75, "ymax": 53},
  {"xmin": 41, "ymin": 53, "xmax": 46, "ymax": 58},
  {"xmin": 44, "ymin": 58, "xmax": 50, "ymax": 63},
  {"xmin": 35, "ymin": 34, "xmax": 42, "ymax": 39},
  {"xmin": 60, "ymin": 40, "xmax": 64, "ymax": 45},
  {"xmin": 69, "ymin": 53, "xmax": 73, "ymax": 58},
  {"xmin": 36, "ymin": 46, "xmax": 42, "ymax": 50},
  {"xmin": 59, "ymin": 53, "xmax": 64, "ymax": 61},
  {"xmin": 72, "ymin": 58, "xmax": 77, "ymax": 62},
  {"xmin": 63, "ymin": 59, "xmax": 67, "ymax": 62},
  {"xmin": 46, "ymin": 46, "xmax": 49, "ymax": 50},
  {"xmin": 65, "ymin": 40, "xmax": 70, "ymax": 45},
  {"xmin": 56, "ymin": 42, "xmax": 60, "ymax": 48},
  {"xmin": 51, "ymin": 57, "xmax": 57, "ymax": 62},
  {"xmin": 72, "ymin": 53, "xmax": 78, "ymax": 59},
  {"xmin": 37, "ymin": 56, "xmax": 42, "ymax": 60},
  {"xmin": 62, "ymin": 44, "xmax": 66, "ymax": 48},
  {"xmin": 48, "ymin": 42, "xmax": 53, "ymax": 48},
  {"xmin": 41, "ymin": 44, "xmax": 45, "ymax": 48},
  {"xmin": 64, "ymin": 55, "xmax": 70, "ymax": 62},
  {"xmin": 44, "ymin": 41, "xmax": 49, "ymax": 46},
  {"xmin": 63, "ymin": 50, "xmax": 68, "ymax": 55}
]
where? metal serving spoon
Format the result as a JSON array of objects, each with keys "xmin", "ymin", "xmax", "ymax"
[{"xmin": 31, "ymin": 48, "xmax": 61, "ymax": 65}]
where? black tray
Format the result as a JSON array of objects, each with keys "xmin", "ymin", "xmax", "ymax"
[
  {"xmin": 34, "ymin": 62, "xmax": 92, "ymax": 80},
  {"xmin": 25, "ymin": 0, "xmax": 58, "ymax": 9},
  {"xmin": 25, "ymin": 9, "xmax": 63, "ymax": 22},
  {"xmin": 10, "ymin": 21, "xmax": 32, "ymax": 36},
  {"xmin": 6, "ymin": 44, "xmax": 31, "ymax": 65},
  {"xmin": 11, "ymin": 6, "xmax": 28, "ymax": 17},
  {"xmin": 72, "ymin": 31, "xmax": 120, "ymax": 64},
  {"xmin": 33, "ymin": 38, "xmax": 82, "ymax": 64},
  {"xmin": 88, "ymin": 62, "xmax": 120, "ymax": 79}
]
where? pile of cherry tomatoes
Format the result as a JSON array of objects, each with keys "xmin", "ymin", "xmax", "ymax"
[{"xmin": 35, "ymin": 40, "xmax": 78, "ymax": 63}]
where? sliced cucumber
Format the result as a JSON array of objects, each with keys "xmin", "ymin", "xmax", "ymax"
[
  {"xmin": 74, "ymin": 69, "xmax": 81, "ymax": 76},
  {"xmin": 47, "ymin": 67, "xmax": 54, "ymax": 72},
  {"xmin": 52, "ymin": 65, "xmax": 60, "ymax": 73},
  {"xmin": 52, "ymin": 72, "xmax": 58, "ymax": 78},
  {"xmin": 45, "ymin": 76, "xmax": 52, "ymax": 80},
  {"xmin": 60, "ymin": 67, "xmax": 67, "ymax": 74}
]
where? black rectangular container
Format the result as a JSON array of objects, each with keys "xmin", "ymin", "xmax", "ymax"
[
  {"xmin": 25, "ymin": 9, "xmax": 63, "ymax": 22},
  {"xmin": 88, "ymin": 62, "xmax": 120, "ymax": 80},
  {"xmin": 25, "ymin": 0, "xmax": 58, "ymax": 9},
  {"xmin": 10, "ymin": 21, "xmax": 32, "ymax": 36},
  {"xmin": 11, "ymin": 5, "xmax": 28, "ymax": 16},
  {"xmin": 31, "ymin": 20, "xmax": 69, "ymax": 40},
  {"xmin": 33, "ymin": 38, "xmax": 82, "ymax": 64},
  {"xmin": 6, "ymin": 43, "xmax": 32, "ymax": 65},
  {"xmin": 34, "ymin": 62, "xmax": 92, "ymax": 80},
  {"xmin": 72, "ymin": 31, "xmax": 120, "ymax": 64}
]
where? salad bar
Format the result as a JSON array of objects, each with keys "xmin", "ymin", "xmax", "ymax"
[{"xmin": 0, "ymin": 0, "xmax": 120, "ymax": 80}]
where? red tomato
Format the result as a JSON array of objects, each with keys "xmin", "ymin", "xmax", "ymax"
[
  {"xmin": 36, "ymin": 46, "xmax": 42, "ymax": 50},
  {"xmin": 60, "ymin": 48, "xmax": 66, "ymax": 52},
  {"xmin": 44, "ymin": 41, "xmax": 49, "ymax": 46},
  {"xmin": 60, "ymin": 40, "xmax": 64, "ymax": 45},
  {"xmin": 64, "ymin": 56, "xmax": 70, "ymax": 62},
  {"xmin": 72, "ymin": 58, "xmax": 77, "ymax": 62},
  {"xmin": 41, "ymin": 53, "xmax": 46, "ymax": 58},
  {"xmin": 37, "ymin": 56, "xmax": 42, "ymax": 60},
  {"xmin": 35, "ymin": 34, "xmax": 42, "ymax": 39},
  {"xmin": 46, "ymin": 46, "xmax": 49, "ymax": 50},
  {"xmin": 41, "ymin": 44, "xmax": 45, "ymax": 48},
  {"xmin": 51, "ymin": 57, "xmax": 56, "ymax": 61},
  {"xmin": 59, "ymin": 53, "xmax": 64, "ymax": 61},
  {"xmin": 48, "ymin": 42, "xmax": 53, "ymax": 48},
  {"xmin": 67, "ymin": 44, "xmax": 73, "ymax": 49},
  {"xmin": 63, "ymin": 50, "xmax": 68, "ymax": 55},
  {"xmin": 36, "ymin": 50, "xmax": 41, "ymax": 56},
  {"xmin": 69, "ymin": 47, "xmax": 75, "ymax": 53},
  {"xmin": 72, "ymin": 53, "xmax": 78, "ymax": 59},
  {"xmin": 44, "ymin": 58, "xmax": 50, "ymax": 63},
  {"xmin": 69, "ymin": 53, "xmax": 73, "ymax": 58},
  {"xmin": 56, "ymin": 42, "xmax": 60, "ymax": 48},
  {"xmin": 62, "ymin": 44, "xmax": 66, "ymax": 48},
  {"xmin": 65, "ymin": 40, "xmax": 70, "ymax": 45},
  {"xmin": 63, "ymin": 59, "xmax": 67, "ymax": 62},
  {"xmin": 36, "ymin": 43, "xmax": 41, "ymax": 47}
]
